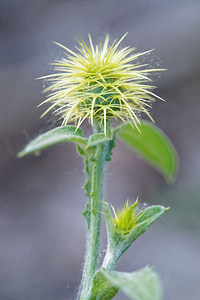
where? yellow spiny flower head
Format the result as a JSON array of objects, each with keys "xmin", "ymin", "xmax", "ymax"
[
  {"xmin": 39, "ymin": 34, "xmax": 163, "ymax": 134},
  {"xmin": 112, "ymin": 198, "xmax": 144, "ymax": 235}
]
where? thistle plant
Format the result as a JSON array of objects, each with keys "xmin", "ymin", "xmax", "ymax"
[{"xmin": 18, "ymin": 34, "xmax": 178, "ymax": 300}]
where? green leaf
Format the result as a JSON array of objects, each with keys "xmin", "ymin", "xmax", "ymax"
[
  {"xmin": 90, "ymin": 270, "xmax": 119, "ymax": 300},
  {"xmin": 102, "ymin": 202, "xmax": 166, "ymax": 269},
  {"xmin": 117, "ymin": 121, "xmax": 178, "ymax": 182},
  {"xmin": 102, "ymin": 266, "xmax": 163, "ymax": 300},
  {"xmin": 17, "ymin": 126, "xmax": 87, "ymax": 157}
]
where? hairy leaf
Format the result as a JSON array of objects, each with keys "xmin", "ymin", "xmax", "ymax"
[
  {"xmin": 90, "ymin": 270, "xmax": 118, "ymax": 300},
  {"xmin": 102, "ymin": 202, "xmax": 166, "ymax": 269},
  {"xmin": 102, "ymin": 266, "xmax": 163, "ymax": 300},
  {"xmin": 18, "ymin": 126, "xmax": 87, "ymax": 157}
]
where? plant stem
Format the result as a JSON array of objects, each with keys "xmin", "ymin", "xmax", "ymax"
[{"xmin": 79, "ymin": 124, "xmax": 106, "ymax": 300}]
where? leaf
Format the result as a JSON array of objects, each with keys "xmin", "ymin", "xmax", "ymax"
[
  {"xmin": 102, "ymin": 202, "xmax": 166, "ymax": 269},
  {"xmin": 102, "ymin": 266, "xmax": 163, "ymax": 300},
  {"xmin": 117, "ymin": 121, "xmax": 178, "ymax": 182},
  {"xmin": 90, "ymin": 270, "xmax": 119, "ymax": 300},
  {"xmin": 124, "ymin": 205, "xmax": 167, "ymax": 248},
  {"xmin": 17, "ymin": 126, "xmax": 87, "ymax": 157}
]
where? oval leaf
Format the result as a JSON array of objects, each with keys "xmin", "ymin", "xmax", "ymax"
[
  {"xmin": 117, "ymin": 121, "xmax": 178, "ymax": 182},
  {"xmin": 18, "ymin": 126, "xmax": 87, "ymax": 157},
  {"xmin": 102, "ymin": 266, "xmax": 163, "ymax": 300}
]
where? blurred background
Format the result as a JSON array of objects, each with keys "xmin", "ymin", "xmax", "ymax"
[{"xmin": 0, "ymin": 0, "xmax": 200, "ymax": 299}]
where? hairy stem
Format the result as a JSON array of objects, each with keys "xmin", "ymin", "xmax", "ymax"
[{"xmin": 79, "ymin": 124, "xmax": 107, "ymax": 300}]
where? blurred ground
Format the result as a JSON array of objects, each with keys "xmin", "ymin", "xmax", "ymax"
[{"xmin": 0, "ymin": 1, "xmax": 200, "ymax": 299}]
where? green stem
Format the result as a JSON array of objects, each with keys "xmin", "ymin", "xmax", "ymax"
[
  {"xmin": 102, "ymin": 248, "xmax": 122, "ymax": 271},
  {"xmin": 79, "ymin": 124, "xmax": 106, "ymax": 300}
]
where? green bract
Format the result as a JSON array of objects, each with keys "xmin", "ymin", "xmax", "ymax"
[{"xmin": 112, "ymin": 198, "xmax": 142, "ymax": 235}]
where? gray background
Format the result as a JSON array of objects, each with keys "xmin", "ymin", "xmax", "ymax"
[{"xmin": 0, "ymin": 0, "xmax": 200, "ymax": 299}]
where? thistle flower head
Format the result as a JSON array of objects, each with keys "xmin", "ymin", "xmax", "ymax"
[
  {"xmin": 112, "ymin": 198, "xmax": 144, "ymax": 235},
  {"xmin": 40, "ymin": 34, "xmax": 163, "ymax": 134}
]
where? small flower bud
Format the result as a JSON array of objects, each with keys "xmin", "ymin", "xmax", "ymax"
[{"xmin": 111, "ymin": 198, "xmax": 143, "ymax": 235}]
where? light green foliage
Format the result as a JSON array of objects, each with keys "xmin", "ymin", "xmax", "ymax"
[
  {"xmin": 18, "ymin": 122, "xmax": 176, "ymax": 300},
  {"xmin": 117, "ymin": 121, "xmax": 178, "ymax": 182},
  {"xmin": 102, "ymin": 201, "xmax": 166, "ymax": 270},
  {"xmin": 90, "ymin": 271, "xmax": 119, "ymax": 300},
  {"xmin": 90, "ymin": 265, "xmax": 163, "ymax": 300},
  {"xmin": 89, "ymin": 201, "xmax": 166, "ymax": 299},
  {"xmin": 17, "ymin": 125, "xmax": 87, "ymax": 157},
  {"xmin": 102, "ymin": 266, "xmax": 163, "ymax": 300}
]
